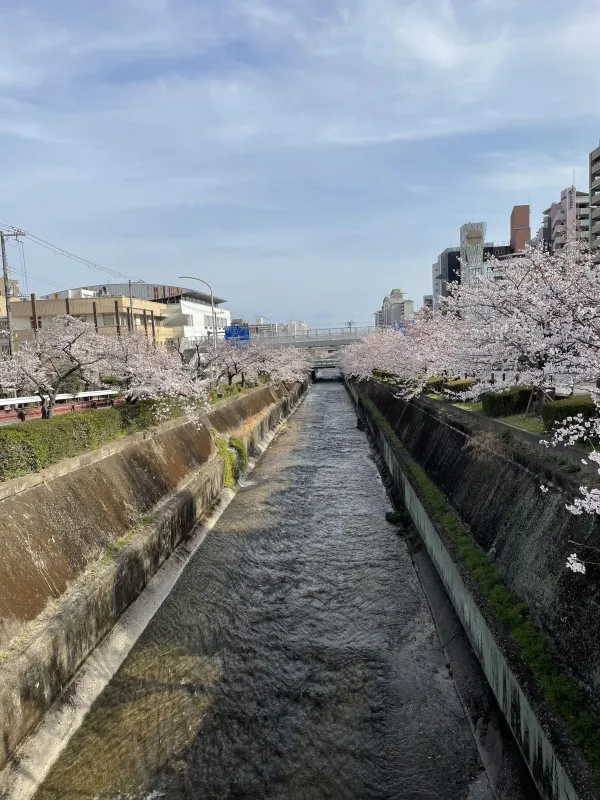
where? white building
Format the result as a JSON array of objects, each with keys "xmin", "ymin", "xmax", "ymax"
[
  {"xmin": 42, "ymin": 283, "xmax": 231, "ymax": 346},
  {"xmin": 374, "ymin": 289, "xmax": 414, "ymax": 327},
  {"xmin": 282, "ymin": 320, "xmax": 308, "ymax": 335},
  {"xmin": 533, "ymin": 186, "xmax": 590, "ymax": 252}
]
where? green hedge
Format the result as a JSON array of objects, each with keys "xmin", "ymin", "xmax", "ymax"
[
  {"xmin": 481, "ymin": 386, "xmax": 532, "ymax": 417},
  {"xmin": 424, "ymin": 376, "xmax": 445, "ymax": 393},
  {"xmin": 372, "ymin": 369, "xmax": 395, "ymax": 381},
  {"xmin": 444, "ymin": 379, "xmax": 476, "ymax": 395},
  {"xmin": 0, "ymin": 401, "xmax": 180, "ymax": 482},
  {"xmin": 542, "ymin": 395, "xmax": 596, "ymax": 433}
]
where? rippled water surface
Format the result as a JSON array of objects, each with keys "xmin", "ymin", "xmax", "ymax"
[{"xmin": 35, "ymin": 382, "xmax": 493, "ymax": 800}]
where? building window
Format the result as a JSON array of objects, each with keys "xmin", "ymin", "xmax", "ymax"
[{"xmin": 204, "ymin": 315, "xmax": 212, "ymax": 328}]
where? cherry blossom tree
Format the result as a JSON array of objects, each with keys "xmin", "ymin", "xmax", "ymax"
[
  {"xmin": 103, "ymin": 332, "xmax": 208, "ymax": 408},
  {"xmin": 443, "ymin": 234, "xmax": 600, "ymax": 392},
  {"xmin": 0, "ymin": 315, "xmax": 107, "ymax": 418},
  {"xmin": 183, "ymin": 339, "xmax": 310, "ymax": 388}
]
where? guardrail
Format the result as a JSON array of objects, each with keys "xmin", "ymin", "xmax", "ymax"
[{"xmin": 256, "ymin": 327, "xmax": 375, "ymax": 345}]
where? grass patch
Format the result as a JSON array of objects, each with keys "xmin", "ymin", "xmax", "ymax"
[
  {"xmin": 359, "ymin": 392, "xmax": 600, "ymax": 773},
  {"xmin": 453, "ymin": 400, "xmax": 484, "ymax": 413},
  {"xmin": 103, "ymin": 514, "xmax": 154, "ymax": 562},
  {"xmin": 215, "ymin": 438, "xmax": 239, "ymax": 489},
  {"xmin": 229, "ymin": 437, "xmax": 249, "ymax": 473},
  {"xmin": 499, "ymin": 413, "xmax": 545, "ymax": 434},
  {"xmin": 210, "ymin": 384, "xmax": 257, "ymax": 404}
]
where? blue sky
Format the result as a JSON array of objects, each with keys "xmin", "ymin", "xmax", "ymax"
[{"xmin": 0, "ymin": 0, "xmax": 598, "ymax": 325}]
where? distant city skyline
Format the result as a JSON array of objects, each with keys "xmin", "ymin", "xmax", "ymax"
[{"xmin": 0, "ymin": 0, "xmax": 597, "ymax": 326}]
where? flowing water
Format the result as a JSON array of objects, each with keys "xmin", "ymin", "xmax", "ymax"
[{"xmin": 33, "ymin": 382, "xmax": 519, "ymax": 799}]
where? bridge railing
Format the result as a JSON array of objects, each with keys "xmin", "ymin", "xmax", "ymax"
[{"xmin": 253, "ymin": 326, "xmax": 375, "ymax": 345}]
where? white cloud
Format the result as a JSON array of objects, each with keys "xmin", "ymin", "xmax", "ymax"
[
  {"xmin": 0, "ymin": 0, "xmax": 596, "ymax": 319},
  {"xmin": 480, "ymin": 152, "xmax": 589, "ymax": 193}
]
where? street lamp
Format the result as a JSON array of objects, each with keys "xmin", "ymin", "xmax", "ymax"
[{"xmin": 179, "ymin": 275, "xmax": 218, "ymax": 360}]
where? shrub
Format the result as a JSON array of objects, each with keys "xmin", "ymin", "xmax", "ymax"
[
  {"xmin": 0, "ymin": 400, "xmax": 179, "ymax": 482},
  {"xmin": 444, "ymin": 379, "xmax": 476, "ymax": 395},
  {"xmin": 372, "ymin": 369, "xmax": 395, "ymax": 381},
  {"xmin": 481, "ymin": 386, "xmax": 532, "ymax": 417},
  {"xmin": 542, "ymin": 394, "xmax": 596, "ymax": 433},
  {"xmin": 424, "ymin": 376, "xmax": 444, "ymax": 393}
]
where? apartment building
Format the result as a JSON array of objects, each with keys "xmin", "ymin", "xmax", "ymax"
[
  {"xmin": 590, "ymin": 142, "xmax": 600, "ymax": 253},
  {"xmin": 534, "ymin": 186, "xmax": 590, "ymax": 251},
  {"xmin": 510, "ymin": 205, "xmax": 531, "ymax": 252},
  {"xmin": 374, "ymin": 289, "xmax": 414, "ymax": 327}
]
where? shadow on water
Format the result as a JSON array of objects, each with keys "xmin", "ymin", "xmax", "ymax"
[{"xmin": 33, "ymin": 383, "xmax": 530, "ymax": 800}]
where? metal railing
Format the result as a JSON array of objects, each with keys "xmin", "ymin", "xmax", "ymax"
[{"xmin": 252, "ymin": 326, "xmax": 375, "ymax": 345}]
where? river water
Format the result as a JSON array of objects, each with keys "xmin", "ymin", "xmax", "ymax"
[{"xmin": 33, "ymin": 382, "xmax": 515, "ymax": 799}]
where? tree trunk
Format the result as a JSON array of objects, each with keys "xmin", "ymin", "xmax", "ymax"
[
  {"xmin": 228, "ymin": 374, "xmax": 233, "ymax": 386},
  {"xmin": 241, "ymin": 372, "xmax": 245, "ymax": 387}
]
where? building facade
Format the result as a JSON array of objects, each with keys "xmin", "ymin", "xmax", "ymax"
[
  {"xmin": 41, "ymin": 283, "xmax": 231, "ymax": 347},
  {"xmin": 510, "ymin": 205, "xmax": 531, "ymax": 252},
  {"xmin": 12, "ymin": 295, "xmax": 171, "ymax": 344},
  {"xmin": 534, "ymin": 187, "xmax": 590, "ymax": 252},
  {"xmin": 432, "ymin": 247, "xmax": 461, "ymax": 308},
  {"xmin": 460, "ymin": 222, "xmax": 487, "ymax": 285},
  {"xmin": 590, "ymin": 143, "xmax": 600, "ymax": 253},
  {"xmin": 374, "ymin": 289, "xmax": 414, "ymax": 327}
]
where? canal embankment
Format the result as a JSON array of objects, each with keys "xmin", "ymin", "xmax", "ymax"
[
  {"xmin": 349, "ymin": 378, "xmax": 600, "ymax": 800},
  {"xmin": 26, "ymin": 381, "xmax": 512, "ymax": 800},
  {"xmin": 0, "ymin": 381, "xmax": 306, "ymax": 775}
]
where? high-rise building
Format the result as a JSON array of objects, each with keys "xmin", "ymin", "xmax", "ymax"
[
  {"xmin": 460, "ymin": 222, "xmax": 487, "ymax": 285},
  {"xmin": 534, "ymin": 187, "xmax": 589, "ymax": 252},
  {"xmin": 590, "ymin": 142, "xmax": 600, "ymax": 253},
  {"xmin": 431, "ymin": 207, "xmax": 529, "ymax": 308},
  {"xmin": 373, "ymin": 289, "xmax": 414, "ymax": 327},
  {"xmin": 422, "ymin": 295, "xmax": 433, "ymax": 310},
  {"xmin": 510, "ymin": 205, "xmax": 531, "ymax": 252},
  {"xmin": 432, "ymin": 247, "xmax": 460, "ymax": 309}
]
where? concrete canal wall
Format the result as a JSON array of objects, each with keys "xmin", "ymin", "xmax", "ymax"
[
  {"xmin": 349, "ymin": 379, "xmax": 600, "ymax": 800},
  {"xmin": 0, "ymin": 381, "xmax": 306, "ymax": 771}
]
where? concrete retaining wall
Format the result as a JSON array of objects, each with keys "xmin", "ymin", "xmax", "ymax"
[
  {"xmin": 354, "ymin": 381, "xmax": 600, "ymax": 706},
  {"xmin": 0, "ymin": 381, "xmax": 306, "ymax": 771},
  {"xmin": 349, "ymin": 380, "xmax": 598, "ymax": 800}
]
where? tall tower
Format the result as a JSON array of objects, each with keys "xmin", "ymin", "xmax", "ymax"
[{"xmin": 460, "ymin": 222, "xmax": 487, "ymax": 285}]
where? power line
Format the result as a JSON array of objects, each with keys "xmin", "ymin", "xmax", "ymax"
[
  {"xmin": 0, "ymin": 224, "xmax": 144, "ymax": 283},
  {"xmin": 2, "ymin": 262, "xmax": 67, "ymax": 289}
]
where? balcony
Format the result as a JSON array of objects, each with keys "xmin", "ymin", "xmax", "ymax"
[
  {"xmin": 592, "ymin": 205, "xmax": 600, "ymax": 222},
  {"xmin": 592, "ymin": 220, "xmax": 600, "ymax": 236},
  {"xmin": 591, "ymin": 175, "xmax": 600, "ymax": 194}
]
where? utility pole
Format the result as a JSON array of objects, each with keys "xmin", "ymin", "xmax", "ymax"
[
  {"xmin": 128, "ymin": 280, "xmax": 134, "ymax": 334},
  {"xmin": 345, "ymin": 320, "xmax": 355, "ymax": 335},
  {"xmin": 1, "ymin": 230, "xmax": 25, "ymax": 357}
]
